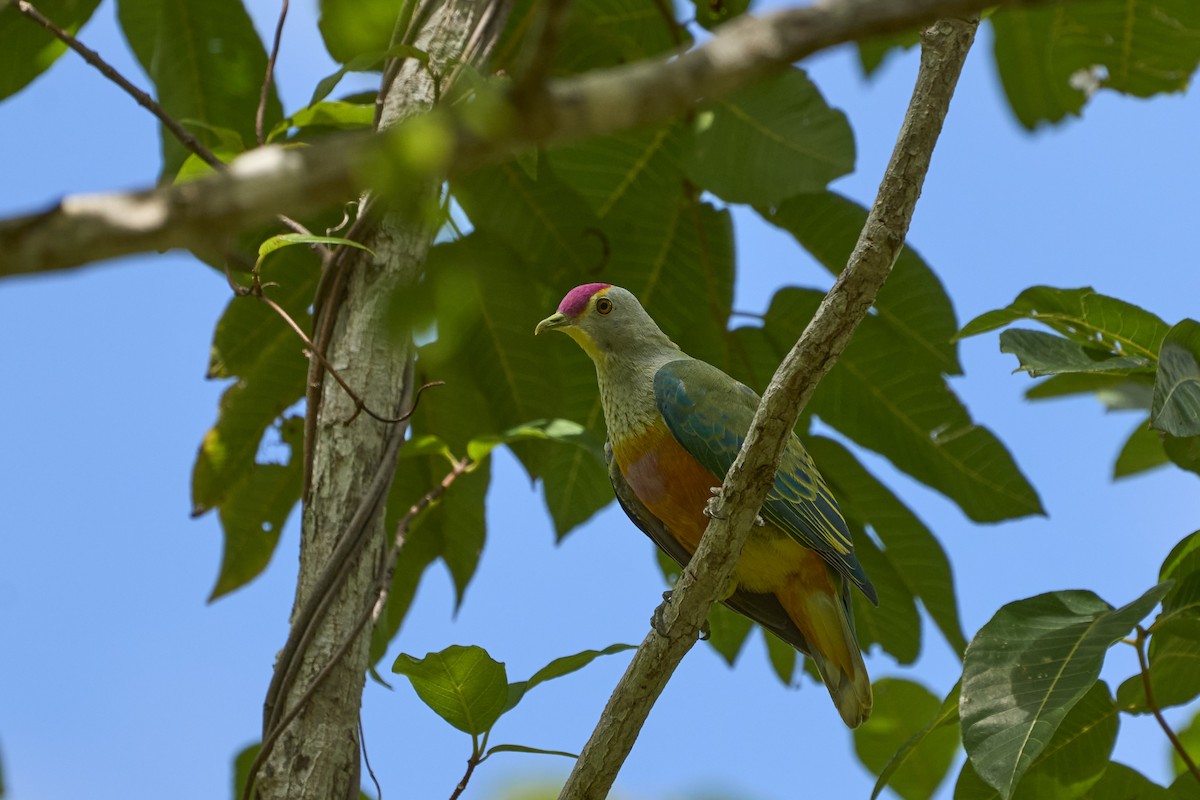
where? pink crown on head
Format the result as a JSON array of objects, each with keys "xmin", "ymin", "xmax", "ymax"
[{"xmin": 557, "ymin": 283, "xmax": 611, "ymax": 317}]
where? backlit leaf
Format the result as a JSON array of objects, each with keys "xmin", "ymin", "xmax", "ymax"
[
  {"xmin": 685, "ymin": 69, "xmax": 854, "ymax": 205},
  {"xmin": 504, "ymin": 643, "xmax": 635, "ymax": 712},
  {"xmin": 0, "ymin": 0, "xmax": 101, "ymax": 102},
  {"xmin": 1114, "ymin": 418, "xmax": 1168, "ymax": 479},
  {"xmin": 393, "ymin": 645, "xmax": 509, "ymax": 735},
  {"xmin": 871, "ymin": 681, "xmax": 960, "ymax": 800}
]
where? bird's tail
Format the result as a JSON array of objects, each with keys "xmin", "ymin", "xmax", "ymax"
[{"xmin": 779, "ymin": 572, "xmax": 872, "ymax": 728}]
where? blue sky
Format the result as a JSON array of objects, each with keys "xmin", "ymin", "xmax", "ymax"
[{"xmin": 1, "ymin": 3, "xmax": 1197, "ymax": 799}]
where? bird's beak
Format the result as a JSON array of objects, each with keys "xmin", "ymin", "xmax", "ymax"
[{"xmin": 535, "ymin": 312, "xmax": 570, "ymax": 336}]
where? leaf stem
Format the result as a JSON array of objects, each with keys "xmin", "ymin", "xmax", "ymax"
[{"xmin": 1134, "ymin": 625, "xmax": 1200, "ymax": 783}]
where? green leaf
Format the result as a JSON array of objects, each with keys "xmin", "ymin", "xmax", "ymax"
[
  {"xmin": 871, "ymin": 681, "xmax": 960, "ymax": 800},
  {"xmin": 955, "ymin": 681, "xmax": 1118, "ymax": 799},
  {"xmin": 761, "ymin": 191, "xmax": 961, "ymax": 375},
  {"xmin": 961, "ymin": 585, "xmax": 1170, "ymax": 799},
  {"xmin": 959, "ymin": 287, "xmax": 1170, "ymax": 360},
  {"xmin": 193, "ymin": 246, "xmax": 318, "ymax": 517},
  {"xmin": 857, "ymin": 30, "xmax": 921, "ymax": 77},
  {"xmin": 232, "ymin": 742, "xmax": 261, "ymax": 800},
  {"xmin": 267, "ymin": 101, "xmax": 375, "ymax": 142},
  {"xmin": 754, "ymin": 288, "xmax": 1043, "ymax": 522},
  {"xmin": 466, "ymin": 418, "xmax": 598, "ymax": 464},
  {"xmin": 1087, "ymin": 763, "xmax": 1176, "ymax": 800},
  {"xmin": 999, "ymin": 329, "xmax": 1153, "ymax": 377},
  {"xmin": 118, "ymin": 0, "xmax": 282, "ymax": 176},
  {"xmin": 764, "ymin": 630, "xmax": 798, "ymax": 685},
  {"xmin": 1024, "ymin": 373, "xmax": 1155, "ymax": 410},
  {"xmin": 809, "ymin": 436, "xmax": 967, "ymax": 657},
  {"xmin": 318, "ymin": 0, "xmax": 407, "ymax": 64},
  {"xmin": 504, "ymin": 643, "xmax": 635, "ymax": 712},
  {"xmin": 990, "ymin": 2, "xmax": 1200, "ymax": 129},
  {"xmin": 1153, "ymin": 320, "xmax": 1200, "ymax": 437},
  {"xmin": 393, "ymin": 645, "xmax": 510, "ymax": 736},
  {"xmin": 854, "ymin": 678, "xmax": 958, "ymax": 800},
  {"xmin": 1165, "ymin": 434, "xmax": 1200, "ymax": 476},
  {"xmin": 1173, "ymin": 710, "xmax": 1200, "ymax": 778},
  {"xmin": 1172, "ymin": 773, "xmax": 1200, "ymax": 799},
  {"xmin": 483, "ymin": 743, "xmax": 578, "ymax": 760},
  {"xmin": 690, "ymin": 0, "xmax": 749, "ymax": 30},
  {"xmin": 0, "ymin": 0, "xmax": 102, "ymax": 102},
  {"xmin": 209, "ymin": 416, "xmax": 303, "ymax": 600},
  {"xmin": 848, "ymin": 525, "xmax": 922, "ymax": 664},
  {"xmin": 258, "ymin": 232, "xmax": 375, "ymax": 260},
  {"xmin": 1114, "ymin": 418, "xmax": 1169, "ymax": 479},
  {"xmin": 309, "ymin": 43, "xmax": 429, "ymax": 105},
  {"xmin": 704, "ymin": 603, "xmax": 755, "ymax": 666},
  {"xmin": 531, "ymin": 0, "xmax": 685, "ymax": 76},
  {"xmin": 684, "ymin": 68, "xmax": 854, "ymax": 205}
]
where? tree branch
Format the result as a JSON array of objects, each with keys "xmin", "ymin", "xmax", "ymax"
[
  {"xmin": 556, "ymin": 15, "xmax": 980, "ymax": 800},
  {"xmin": 0, "ymin": 0, "xmax": 1065, "ymax": 279}
]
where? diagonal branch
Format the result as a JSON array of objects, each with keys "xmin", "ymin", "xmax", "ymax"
[
  {"xmin": 0, "ymin": 0, "xmax": 1069, "ymax": 280},
  {"xmin": 13, "ymin": 0, "xmax": 222, "ymax": 169},
  {"xmin": 557, "ymin": 15, "xmax": 981, "ymax": 800}
]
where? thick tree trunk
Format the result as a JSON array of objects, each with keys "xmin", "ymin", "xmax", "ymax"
[{"xmin": 258, "ymin": 3, "xmax": 510, "ymax": 798}]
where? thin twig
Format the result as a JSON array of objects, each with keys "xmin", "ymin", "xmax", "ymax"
[
  {"xmin": 360, "ymin": 714, "xmax": 383, "ymax": 800},
  {"xmin": 257, "ymin": 0, "xmax": 289, "ymax": 146},
  {"xmin": 448, "ymin": 756, "xmax": 480, "ymax": 800},
  {"xmin": 556, "ymin": 16, "xmax": 980, "ymax": 800},
  {"xmin": 1134, "ymin": 626, "xmax": 1200, "ymax": 783},
  {"xmin": 13, "ymin": 0, "xmax": 223, "ymax": 170}
]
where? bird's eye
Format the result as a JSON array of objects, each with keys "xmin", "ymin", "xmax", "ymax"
[{"xmin": 596, "ymin": 297, "xmax": 613, "ymax": 315}]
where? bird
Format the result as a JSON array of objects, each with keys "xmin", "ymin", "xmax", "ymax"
[{"xmin": 535, "ymin": 283, "xmax": 876, "ymax": 727}]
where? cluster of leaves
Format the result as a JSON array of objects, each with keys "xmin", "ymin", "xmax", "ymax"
[{"xmin": 853, "ymin": 290, "xmax": 1200, "ymax": 799}]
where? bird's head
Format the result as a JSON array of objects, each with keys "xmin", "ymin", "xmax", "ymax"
[{"xmin": 535, "ymin": 283, "xmax": 676, "ymax": 362}]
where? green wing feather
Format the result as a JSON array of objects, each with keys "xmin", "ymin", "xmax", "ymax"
[{"xmin": 653, "ymin": 359, "xmax": 878, "ymax": 605}]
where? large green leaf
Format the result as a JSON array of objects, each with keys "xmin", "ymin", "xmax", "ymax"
[
  {"xmin": 848, "ymin": 523, "xmax": 921, "ymax": 664},
  {"xmin": 393, "ymin": 645, "xmax": 510, "ymax": 736},
  {"xmin": 809, "ymin": 436, "xmax": 967, "ymax": 657},
  {"xmin": 991, "ymin": 1, "xmax": 1200, "ymax": 129},
  {"xmin": 1152, "ymin": 320, "xmax": 1200, "ymax": 437},
  {"xmin": 690, "ymin": 0, "xmax": 749, "ymax": 31},
  {"xmin": 761, "ymin": 191, "xmax": 961, "ymax": 375},
  {"xmin": 1173, "ymin": 710, "xmax": 1200, "ymax": 779},
  {"xmin": 960, "ymin": 585, "xmax": 1170, "ymax": 799},
  {"xmin": 955, "ymin": 681, "xmax": 1119, "ymax": 800},
  {"xmin": 752, "ymin": 288, "xmax": 1042, "ymax": 522},
  {"xmin": 0, "ymin": 0, "xmax": 102, "ymax": 101},
  {"xmin": 684, "ymin": 68, "xmax": 855, "ymax": 206},
  {"xmin": 853, "ymin": 678, "xmax": 958, "ymax": 800},
  {"xmin": 118, "ymin": 0, "xmax": 282, "ymax": 175},
  {"xmin": 548, "ymin": 123, "xmax": 736, "ymax": 365},
  {"xmin": 999, "ymin": 329, "xmax": 1153, "ymax": 377},
  {"xmin": 959, "ymin": 287, "xmax": 1170, "ymax": 360},
  {"xmin": 1114, "ymin": 418, "xmax": 1169, "ymax": 479},
  {"xmin": 871, "ymin": 681, "xmax": 960, "ymax": 800},
  {"xmin": 317, "ymin": 0, "xmax": 405, "ymax": 64},
  {"xmin": 1165, "ymin": 434, "xmax": 1200, "ymax": 476}
]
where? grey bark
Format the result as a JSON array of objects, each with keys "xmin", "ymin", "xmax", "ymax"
[{"xmin": 256, "ymin": 3, "xmax": 510, "ymax": 799}]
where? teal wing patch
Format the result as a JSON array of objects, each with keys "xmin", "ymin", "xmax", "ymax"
[{"xmin": 653, "ymin": 359, "xmax": 877, "ymax": 605}]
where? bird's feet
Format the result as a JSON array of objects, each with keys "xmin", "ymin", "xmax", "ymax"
[
  {"xmin": 651, "ymin": 590, "xmax": 710, "ymax": 640},
  {"xmin": 704, "ymin": 487, "xmax": 766, "ymax": 526}
]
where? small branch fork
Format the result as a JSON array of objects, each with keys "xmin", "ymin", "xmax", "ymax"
[
  {"xmin": 1128, "ymin": 626, "xmax": 1200, "ymax": 783},
  {"xmin": 246, "ymin": 454, "xmax": 475, "ymax": 800},
  {"xmin": 557, "ymin": 15, "xmax": 981, "ymax": 800}
]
